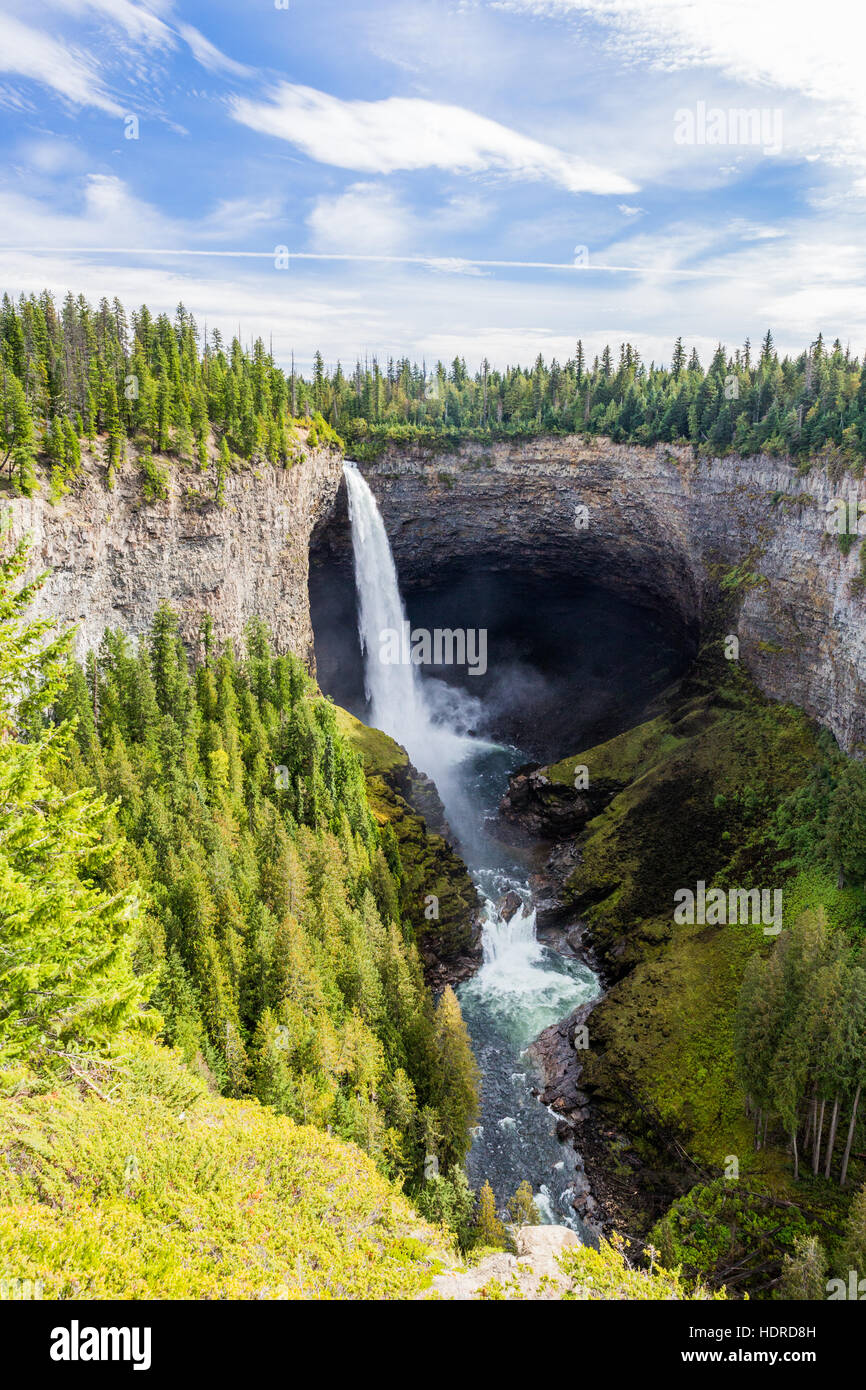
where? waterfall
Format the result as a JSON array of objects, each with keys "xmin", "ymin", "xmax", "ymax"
[
  {"xmin": 343, "ymin": 461, "xmax": 478, "ymax": 791},
  {"xmin": 343, "ymin": 462, "xmax": 430, "ymax": 767},
  {"xmin": 343, "ymin": 459, "xmax": 599, "ymax": 1226}
]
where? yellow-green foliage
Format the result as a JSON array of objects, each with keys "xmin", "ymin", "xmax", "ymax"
[
  {"xmin": 49, "ymin": 611, "xmax": 479, "ymax": 1184},
  {"xmin": 309, "ymin": 412, "xmax": 344, "ymax": 453},
  {"xmin": 558, "ymin": 1238, "xmax": 726, "ymax": 1301},
  {"xmin": 0, "ymin": 1044, "xmax": 453, "ymax": 1300}
]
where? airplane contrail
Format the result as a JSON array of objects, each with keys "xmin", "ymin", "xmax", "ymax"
[{"xmin": 0, "ymin": 246, "xmax": 761, "ymax": 280}]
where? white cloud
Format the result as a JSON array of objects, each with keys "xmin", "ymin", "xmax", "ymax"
[
  {"xmin": 305, "ymin": 183, "xmax": 493, "ymax": 259},
  {"xmin": 231, "ymin": 83, "xmax": 638, "ymax": 195},
  {"xmin": 197, "ymin": 197, "xmax": 286, "ymax": 239},
  {"xmin": 0, "ymin": 174, "xmax": 288, "ymax": 252},
  {"xmin": 0, "ymin": 13, "xmax": 123, "ymax": 114},
  {"xmin": 176, "ymin": 23, "xmax": 250, "ymax": 79},
  {"xmin": 0, "ymin": 174, "xmax": 174, "ymax": 247},
  {"xmin": 495, "ymin": 0, "xmax": 866, "ymax": 172},
  {"xmin": 16, "ymin": 136, "xmax": 87, "ymax": 175},
  {"xmin": 307, "ymin": 183, "xmax": 414, "ymax": 256},
  {"xmin": 43, "ymin": 0, "xmax": 174, "ymax": 48}
]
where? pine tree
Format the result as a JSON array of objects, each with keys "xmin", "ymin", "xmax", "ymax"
[
  {"xmin": 0, "ymin": 528, "xmax": 150, "ymax": 1064},
  {"xmin": 0, "ymin": 370, "xmax": 37, "ymax": 495},
  {"xmin": 476, "ymin": 1179, "xmax": 508, "ymax": 1249},
  {"xmin": 430, "ymin": 986, "xmax": 480, "ymax": 1167},
  {"xmin": 507, "ymin": 1179, "xmax": 541, "ymax": 1229},
  {"xmin": 778, "ymin": 1235, "xmax": 828, "ymax": 1300}
]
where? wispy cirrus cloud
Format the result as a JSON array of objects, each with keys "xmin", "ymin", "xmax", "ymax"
[
  {"xmin": 0, "ymin": 12, "xmax": 123, "ymax": 114},
  {"xmin": 175, "ymin": 23, "xmax": 251, "ymax": 79},
  {"xmin": 43, "ymin": 0, "xmax": 174, "ymax": 48},
  {"xmin": 230, "ymin": 83, "xmax": 638, "ymax": 195},
  {"xmin": 0, "ymin": 0, "xmax": 252, "ymax": 114},
  {"xmin": 494, "ymin": 0, "xmax": 866, "ymax": 172}
]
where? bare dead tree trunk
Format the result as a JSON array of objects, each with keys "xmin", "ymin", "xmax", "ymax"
[
  {"xmin": 814, "ymin": 1098, "xmax": 826, "ymax": 1175},
  {"xmin": 840, "ymin": 1085, "xmax": 862, "ymax": 1188},
  {"xmin": 792, "ymin": 1129, "xmax": 799, "ymax": 1181},
  {"xmin": 824, "ymin": 1096, "xmax": 841, "ymax": 1181},
  {"xmin": 807, "ymin": 1090, "xmax": 818, "ymax": 1156}
]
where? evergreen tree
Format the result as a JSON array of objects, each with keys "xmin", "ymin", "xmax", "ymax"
[
  {"xmin": 476, "ymin": 1179, "xmax": 507, "ymax": 1249},
  {"xmin": 430, "ymin": 986, "xmax": 480, "ymax": 1167},
  {"xmin": 0, "ymin": 529, "xmax": 150, "ymax": 1064},
  {"xmin": 777, "ymin": 1235, "xmax": 828, "ymax": 1300},
  {"xmin": 507, "ymin": 1179, "xmax": 541, "ymax": 1229}
]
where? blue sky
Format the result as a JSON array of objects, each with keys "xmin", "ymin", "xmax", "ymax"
[{"xmin": 0, "ymin": 0, "xmax": 863, "ymax": 372}]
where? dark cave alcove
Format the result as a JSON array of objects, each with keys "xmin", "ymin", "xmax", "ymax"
[{"xmin": 309, "ymin": 478, "xmax": 698, "ymax": 766}]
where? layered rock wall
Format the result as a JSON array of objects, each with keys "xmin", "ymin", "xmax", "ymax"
[{"xmin": 8, "ymin": 447, "xmax": 344, "ymax": 665}]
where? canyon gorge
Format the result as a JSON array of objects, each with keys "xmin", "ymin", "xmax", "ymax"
[{"xmin": 8, "ymin": 434, "xmax": 866, "ymax": 1263}]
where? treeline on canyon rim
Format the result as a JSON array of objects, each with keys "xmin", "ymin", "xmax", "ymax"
[
  {"xmin": 0, "ymin": 533, "xmax": 479, "ymax": 1190},
  {"xmin": 2, "ymin": 293, "xmax": 866, "ymax": 504},
  {"xmin": 0, "ymin": 291, "xmax": 341, "ymax": 499}
]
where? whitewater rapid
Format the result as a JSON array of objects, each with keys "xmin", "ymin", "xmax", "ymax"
[{"xmin": 343, "ymin": 461, "xmax": 599, "ymax": 1225}]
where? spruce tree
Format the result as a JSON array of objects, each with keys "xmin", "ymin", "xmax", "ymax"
[
  {"xmin": 431, "ymin": 985, "xmax": 480, "ymax": 1167},
  {"xmin": 476, "ymin": 1179, "xmax": 507, "ymax": 1249},
  {"xmin": 778, "ymin": 1236, "xmax": 828, "ymax": 1300},
  {"xmin": 0, "ymin": 530, "xmax": 150, "ymax": 1065}
]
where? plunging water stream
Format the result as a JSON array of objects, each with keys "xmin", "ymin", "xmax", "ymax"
[{"xmin": 343, "ymin": 462, "xmax": 600, "ymax": 1230}]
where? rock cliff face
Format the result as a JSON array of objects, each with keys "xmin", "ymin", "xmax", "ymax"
[
  {"xmin": 324, "ymin": 438, "xmax": 866, "ymax": 753},
  {"xmin": 8, "ymin": 447, "xmax": 344, "ymax": 666},
  {"xmin": 13, "ymin": 437, "xmax": 865, "ymax": 754}
]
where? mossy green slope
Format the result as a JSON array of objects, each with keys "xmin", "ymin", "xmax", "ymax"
[
  {"xmin": 0, "ymin": 1044, "xmax": 453, "ymax": 1300},
  {"xmin": 545, "ymin": 656, "xmax": 822, "ymax": 1177}
]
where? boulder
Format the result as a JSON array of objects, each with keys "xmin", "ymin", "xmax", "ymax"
[
  {"xmin": 497, "ymin": 890, "xmax": 523, "ymax": 922},
  {"xmin": 428, "ymin": 1225, "xmax": 581, "ymax": 1301}
]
